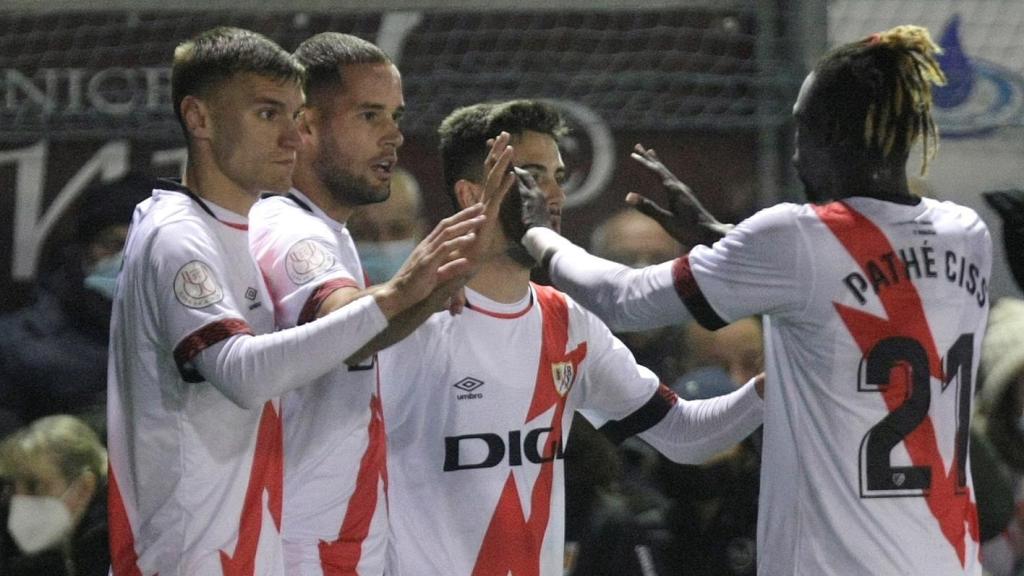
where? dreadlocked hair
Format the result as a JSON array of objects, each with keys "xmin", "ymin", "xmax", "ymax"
[{"xmin": 811, "ymin": 25, "xmax": 946, "ymax": 175}]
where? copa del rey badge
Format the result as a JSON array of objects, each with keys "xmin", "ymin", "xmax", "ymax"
[
  {"xmin": 286, "ymin": 239, "xmax": 335, "ymax": 285},
  {"xmin": 174, "ymin": 260, "xmax": 224, "ymax": 309},
  {"xmin": 551, "ymin": 362, "xmax": 576, "ymax": 397}
]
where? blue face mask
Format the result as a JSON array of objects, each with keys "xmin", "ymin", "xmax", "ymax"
[
  {"xmin": 83, "ymin": 251, "xmax": 123, "ymax": 299},
  {"xmin": 358, "ymin": 239, "xmax": 416, "ymax": 285}
]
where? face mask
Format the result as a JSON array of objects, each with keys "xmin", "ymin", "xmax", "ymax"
[
  {"xmin": 6, "ymin": 493, "xmax": 73, "ymax": 554},
  {"xmin": 358, "ymin": 239, "xmax": 416, "ymax": 285},
  {"xmin": 83, "ymin": 251, "xmax": 123, "ymax": 299}
]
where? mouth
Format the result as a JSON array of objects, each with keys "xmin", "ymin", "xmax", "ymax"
[
  {"xmin": 548, "ymin": 207, "xmax": 562, "ymax": 233},
  {"xmin": 371, "ymin": 156, "xmax": 397, "ymax": 181}
]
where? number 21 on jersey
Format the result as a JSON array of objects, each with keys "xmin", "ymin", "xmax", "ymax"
[{"xmin": 857, "ymin": 333, "xmax": 973, "ymax": 498}]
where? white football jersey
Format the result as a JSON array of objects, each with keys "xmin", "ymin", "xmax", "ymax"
[
  {"xmin": 676, "ymin": 197, "xmax": 991, "ymax": 575},
  {"xmin": 249, "ymin": 190, "xmax": 387, "ymax": 576},
  {"xmin": 107, "ymin": 186, "xmax": 284, "ymax": 575},
  {"xmin": 382, "ymin": 284, "xmax": 677, "ymax": 576}
]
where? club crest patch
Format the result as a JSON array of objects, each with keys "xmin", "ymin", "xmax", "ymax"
[
  {"xmin": 551, "ymin": 361, "xmax": 576, "ymax": 397},
  {"xmin": 286, "ymin": 239, "xmax": 335, "ymax": 285},
  {"xmin": 174, "ymin": 260, "xmax": 223, "ymax": 308}
]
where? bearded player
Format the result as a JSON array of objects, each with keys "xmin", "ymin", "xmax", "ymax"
[
  {"xmin": 248, "ymin": 33, "xmax": 512, "ymax": 575},
  {"xmin": 380, "ymin": 99, "xmax": 765, "ymax": 576}
]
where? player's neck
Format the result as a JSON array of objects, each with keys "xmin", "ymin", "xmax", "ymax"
[
  {"xmin": 833, "ymin": 158, "xmax": 916, "ymax": 203},
  {"xmin": 293, "ymin": 167, "xmax": 355, "ymax": 224},
  {"xmin": 467, "ymin": 255, "xmax": 531, "ymax": 303},
  {"xmin": 184, "ymin": 156, "xmax": 257, "ymax": 217}
]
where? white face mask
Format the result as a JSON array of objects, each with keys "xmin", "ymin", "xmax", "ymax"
[{"xmin": 6, "ymin": 492, "xmax": 73, "ymax": 554}]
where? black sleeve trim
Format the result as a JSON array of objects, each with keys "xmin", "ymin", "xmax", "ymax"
[
  {"xmin": 598, "ymin": 384, "xmax": 679, "ymax": 445},
  {"xmin": 671, "ymin": 255, "xmax": 727, "ymax": 330}
]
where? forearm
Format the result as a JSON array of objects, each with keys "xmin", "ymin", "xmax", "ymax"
[
  {"xmin": 523, "ymin": 227, "xmax": 690, "ymax": 331},
  {"xmin": 193, "ymin": 294, "xmax": 387, "ymax": 409},
  {"xmin": 639, "ymin": 377, "xmax": 763, "ymax": 464},
  {"xmin": 345, "ymin": 297, "xmax": 437, "ymax": 365}
]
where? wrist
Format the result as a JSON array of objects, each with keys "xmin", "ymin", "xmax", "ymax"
[
  {"xmin": 522, "ymin": 227, "xmax": 575, "ymax": 268},
  {"xmin": 371, "ymin": 282, "xmax": 409, "ymax": 320}
]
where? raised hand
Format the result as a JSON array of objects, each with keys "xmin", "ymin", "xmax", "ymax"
[
  {"xmin": 512, "ymin": 167, "xmax": 552, "ymax": 235},
  {"xmin": 628, "ymin": 143, "xmax": 734, "ymax": 246},
  {"xmin": 425, "ymin": 132, "xmax": 517, "ymax": 315},
  {"xmin": 376, "ymin": 203, "xmax": 486, "ymax": 318}
]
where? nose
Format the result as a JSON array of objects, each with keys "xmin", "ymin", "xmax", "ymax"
[
  {"xmin": 281, "ymin": 116, "xmax": 302, "ymax": 150},
  {"xmin": 547, "ymin": 181, "xmax": 567, "ymax": 207},
  {"xmin": 385, "ymin": 123, "xmax": 404, "ymax": 151}
]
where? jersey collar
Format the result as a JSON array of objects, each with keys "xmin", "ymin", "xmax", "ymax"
[
  {"xmin": 159, "ymin": 178, "xmax": 249, "ymax": 231},
  {"xmin": 464, "ymin": 285, "xmax": 535, "ymax": 319}
]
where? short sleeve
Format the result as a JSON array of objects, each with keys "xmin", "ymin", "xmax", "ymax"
[
  {"xmin": 250, "ymin": 199, "xmax": 361, "ymax": 328},
  {"xmin": 144, "ymin": 219, "xmax": 252, "ymax": 381},
  {"xmin": 575, "ymin": 306, "xmax": 663, "ymax": 427}
]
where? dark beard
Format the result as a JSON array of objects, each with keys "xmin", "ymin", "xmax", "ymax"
[
  {"xmin": 314, "ymin": 156, "xmax": 390, "ymax": 208},
  {"xmin": 313, "ymin": 131, "xmax": 391, "ymax": 207}
]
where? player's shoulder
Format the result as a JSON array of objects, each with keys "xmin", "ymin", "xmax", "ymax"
[
  {"xmin": 251, "ymin": 191, "xmax": 335, "ymax": 240},
  {"xmin": 251, "ymin": 191, "xmax": 306, "ymax": 218},
  {"xmin": 533, "ymin": 283, "xmax": 607, "ymax": 331},
  {"xmin": 734, "ymin": 202, "xmax": 812, "ymax": 232},
  {"xmin": 133, "ymin": 190, "xmax": 227, "ymax": 266}
]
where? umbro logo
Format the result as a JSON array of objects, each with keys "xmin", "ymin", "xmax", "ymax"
[{"xmin": 454, "ymin": 377, "xmax": 484, "ymax": 400}]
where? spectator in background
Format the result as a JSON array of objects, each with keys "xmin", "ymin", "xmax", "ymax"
[
  {"xmin": 0, "ymin": 173, "xmax": 154, "ymax": 438},
  {"xmin": 347, "ymin": 166, "xmax": 427, "ymax": 285},
  {"xmin": 681, "ymin": 317, "xmax": 763, "ymax": 391},
  {"xmin": 661, "ymin": 318, "xmax": 765, "ymax": 576},
  {"xmin": 590, "ymin": 209, "xmax": 685, "ymax": 383},
  {"xmin": 0, "ymin": 414, "xmax": 109, "ymax": 576}
]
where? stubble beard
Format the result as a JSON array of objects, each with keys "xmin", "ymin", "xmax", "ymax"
[{"xmin": 314, "ymin": 133, "xmax": 391, "ymax": 208}]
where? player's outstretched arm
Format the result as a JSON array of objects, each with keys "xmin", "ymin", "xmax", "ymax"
[
  {"xmin": 628, "ymin": 143, "xmax": 734, "ymax": 246},
  {"xmin": 515, "ymin": 171, "xmax": 691, "ymax": 332},
  {"xmin": 638, "ymin": 373, "xmax": 764, "ymax": 464},
  {"xmin": 344, "ymin": 133, "xmax": 516, "ymax": 364},
  {"xmin": 190, "ymin": 292, "xmax": 389, "ymax": 409}
]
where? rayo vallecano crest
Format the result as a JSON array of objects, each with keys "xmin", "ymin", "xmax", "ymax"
[{"xmin": 551, "ymin": 362, "xmax": 577, "ymax": 397}]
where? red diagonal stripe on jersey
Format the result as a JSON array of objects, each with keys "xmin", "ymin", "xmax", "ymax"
[
  {"xmin": 318, "ymin": 390, "xmax": 388, "ymax": 574},
  {"xmin": 472, "ymin": 285, "xmax": 587, "ymax": 576},
  {"xmin": 814, "ymin": 201, "xmax": 979, "ymax": 566},
  {"xmin": 220, "ymin": 401, "xmax": 284, "ymax": 576},
  {"xmin": 108, "ymin": 466, "xmax": 145, "ymax": 576}
]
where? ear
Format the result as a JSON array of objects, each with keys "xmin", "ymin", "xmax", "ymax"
[
  {"xmin": 181, "ymin": 95, "xmax": 212, "ymax": 141},
  {"xmin": 298, "ymin": 108, "xmax": 316, "ymax": 141},
  {"xmin": 453, "ymin": 179, "xmax": 483, "ymax": 210}
]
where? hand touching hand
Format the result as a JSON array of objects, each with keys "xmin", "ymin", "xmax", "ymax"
[{"xmin": 628, "ymin": 143, "xmax": 734, "ymax": 246}]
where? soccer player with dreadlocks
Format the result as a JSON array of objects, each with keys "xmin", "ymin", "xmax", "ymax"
[{"xmin": 515, "ymin": 25, "xmax": 991, "ymax": 574}]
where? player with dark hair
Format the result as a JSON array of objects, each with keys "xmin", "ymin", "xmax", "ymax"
[
  {"xmin": 380, "ymin": 99, "xmax": 764, "ymax": 575},
  {"xmin": 107, "ymin": 27, "xmax": 483, "ymax": 575},
  {"xmin": 516, "ymin": 25, "xmax": 991, "ymax": 574},
  {"xmin": 249, "ymin": 32, "xmax": 505, "ymax": 575}
]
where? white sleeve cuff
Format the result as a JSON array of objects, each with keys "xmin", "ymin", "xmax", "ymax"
[{"xmin": 522, "ymin": 227, "xmax": 576, "ymax": 264}]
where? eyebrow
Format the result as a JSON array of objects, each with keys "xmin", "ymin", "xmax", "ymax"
[
  {"xmin": 251, "ymin": 97, "xmax": 288, "ymax": 108},
  {"xmin": 356, "ymin": 102, "xmax": 406, "ymax": 113},
  {"xmin": 519, "ymin": 162, "xmax": 565, "ymax": 174}
]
